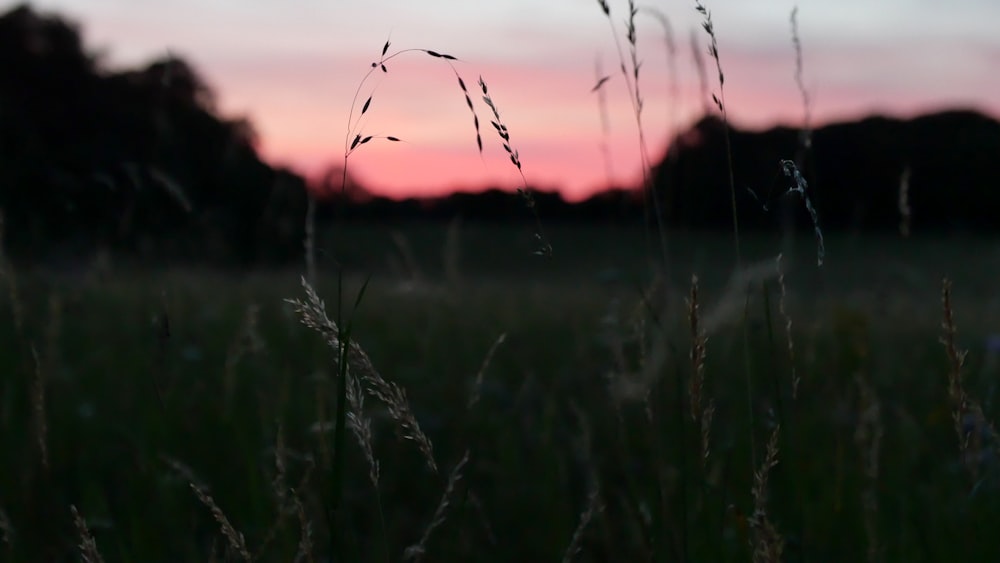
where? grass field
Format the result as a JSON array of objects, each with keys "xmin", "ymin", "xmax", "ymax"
[
  {"xmin": 3, "ymin": 0, "xmax": 998, "ymax": 560},
  {"xmin": 2, "ymin": 223, "xmax": 1000, "ymax": 561}
]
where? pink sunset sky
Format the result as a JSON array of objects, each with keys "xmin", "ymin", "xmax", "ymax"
[{"xmin": 23, "ymin": 0, "xmax": 1000, "ymax": 201}]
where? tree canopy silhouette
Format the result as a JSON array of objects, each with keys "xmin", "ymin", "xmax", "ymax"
[
  {"xmin": 0, "ymin": 4, "xmax": 312, "ymax": 266},
  {"xmin": 652, "ymin": 110, "xmax": 1000, "ymax": 234}
]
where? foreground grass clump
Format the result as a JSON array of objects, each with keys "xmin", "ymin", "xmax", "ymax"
[{"xmin": 1, "ymin": 229, "xmax": 999, "ymax": 561}]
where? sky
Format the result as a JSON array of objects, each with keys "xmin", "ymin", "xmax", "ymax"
[{"xmin": 19, "ymin": 0, "xmax": 1000, "ymax": 201}]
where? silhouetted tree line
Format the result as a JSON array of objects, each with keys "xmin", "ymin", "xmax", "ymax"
[
  {"xmin": 2, "ymin": 5, "xmax": 999, "ymax": 268},
  {"xmin": 0, "ymin": 5, "xmax": 310, "ymax": 266},
  {"xmin": 654, "ymin": 111, "xmax": 1000, "ymax": 233}
]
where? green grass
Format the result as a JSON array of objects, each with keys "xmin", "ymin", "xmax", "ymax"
[{"xmin": 2, "ymin": 225, "xmax": 1000, "ymax": 561}]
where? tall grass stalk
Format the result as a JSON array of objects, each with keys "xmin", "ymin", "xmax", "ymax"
[
  {"xmin": 939, "ymin": 278, "xmax": 999, "ymax": 487},
  {"xmin": 593, "ymin": 7, "xmax": 680, "ymax": 555},
  {"xmin": 695, "ymin": 0, "xmax": 740, "ymax": 268},
  {"xmin": 477, "ymin": 76, "xmax": 552, "ymax": 256},
  {"xmin": 312, "ymin": 41, "xmax": 527, "ymax": 556},
  {"xmin": 689, "ymin": 30, "xmax": 710, "ymax": 115},
  {"xmin": 332, "ymin": 272, "xmax": 371, "ymax": 558},
  {"xmin": 335, "ymin": 41, "xmax": 550, "ymax": 256},
  {"xmin": 561, "ymin": 486, "xmax": 604, "ymax": 563},
  {"xmin": 775, "ymin": 255, "xmax": 799, "ymax": 399},
  {"xmin": 688, "ymin": 275, "xmax": 712, "ymax": 470},
  {"xmin": 189, "ymin": 484, "xmax": 253, "ymax": 562},
  {"xmin": 788, "ymin": 7, "xmax": 824, "ymax": 254},
  {"xmin": 688, "ymin": 275, "xmax": 718, "ymax": 558},
  {"xmin": 330, "ymin": 270, "xmax": 350, "ymax": 557},
  {"xmin": 695, "ymin": 2, "xmax": 757, "ymax": 486},
  {"xmin": 70, "ymin": 505, "xmax": 105, "ymax": 563},
  {"xmin": 790, "ymin": 7, "xmax": 812, "ymax": 159},
  {"xmin": 593, "ymin": 56, "xmax": 616, "ymax": 189},
  {"xmin": 404, "ymin": 451, "xmax": 471, "ymax": 562},
  {"xmin": 748, "ymin": 426, "xmax": 784, "ymax": 563},
  {"xmin": 593, "ymin": 0, "xmax": 668, "ymax": 270},
  {"xmin": 762, "ymin": 262, "xmax": 810, "ymax": 558},
  {"xmin": 639, "ymin": 7, "xmax": 679, "ymax": 148}
]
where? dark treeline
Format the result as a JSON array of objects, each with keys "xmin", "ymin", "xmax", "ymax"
[
  {"xmin": 655, "ymin": 111, "xmax": 1000, "ymax": 233},
  {"xmin": 0, "ymin": 5, "xmax": 310, "ymax": 267},
  {"xmin": 2, "ymin": 4, "xmax": 999, "ymax": 268}
]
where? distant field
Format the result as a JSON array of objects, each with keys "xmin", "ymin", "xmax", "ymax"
[{"xmin": 2, "ymin": 223, "xmax": 1000, "ymax": 561}]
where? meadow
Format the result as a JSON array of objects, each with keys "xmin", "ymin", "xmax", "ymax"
[
  {"xmin": 3, "ymin": 1, "xmax": 1000, "ymax": 561},
  {"xmin": 2, "ymin": 223, "xmax": 1000, "ymax": 562}
]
